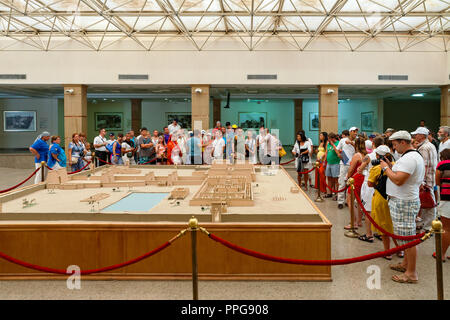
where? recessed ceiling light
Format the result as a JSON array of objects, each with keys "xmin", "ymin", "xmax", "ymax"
[{"xmin": 411, "ymin": 93, "xmax": 425, "ymax": 97}]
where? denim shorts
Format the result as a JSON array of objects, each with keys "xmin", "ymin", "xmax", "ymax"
[{"xmin": 325, "ymin": 163, "xmax": 340, "ymax": 178}]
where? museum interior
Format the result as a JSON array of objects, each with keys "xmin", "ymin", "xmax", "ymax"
[{"xmin": 0, "ymin": 0, "xmax": 449, "ymax": 301}]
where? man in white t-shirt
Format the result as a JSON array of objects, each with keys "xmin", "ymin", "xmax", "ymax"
[
  {"xmin": 256, "ymin": 127, "xmax": 268, "ymax": 164},
  {"xmin": 336, "ymin": 127, "xmax": 358, "ymax": 209},
  {"xmin": 380, "ymin": 130, "xmax": 424, "ymax": 284},
  {"xmin": 168, "ymin": 119, "xmax": 181, "ymax": 135},
  {"xmin": 93, "ymin": 128, "xmax": 108, "ymax": 166},
  {"xmin": 438, "ymin": 126, "xmax": 450, "ymax": 154}
]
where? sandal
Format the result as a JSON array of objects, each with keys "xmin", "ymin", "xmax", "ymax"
[
  {"xmin": 344, "ymin": 224, "xmax": 358, "ymax": 230},
  {"xmin": 397, "ymin": 251, "xmax": 404, "ymax": 258},
  {"xmin": 324, "ymin": 194, "xmax": 333, "ymax": 198},
  {"xmin": 390, "ymin": 263, "xmax": 406, "ymax": 273},
  {"xmin": 358, "ymin": 234, "xmax": 374, "ymax": 243},
  {"xmin": 374, "ymin": 234, "xmax": 382, "ymax": 241},
  {"xmin": 392, "ymin": 274, "xmax": 418, "ymax": 284},
  {"xmin": 383, "ymin": 255, "xmax": 393, "ymax": 260}
]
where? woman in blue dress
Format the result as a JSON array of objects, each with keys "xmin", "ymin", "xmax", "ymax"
[{"xmin": 47, "ymin": 136, "xmax": 66, "ymax": 170}]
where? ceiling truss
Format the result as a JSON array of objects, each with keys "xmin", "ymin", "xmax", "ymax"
[{"xmin": 0, "ymin": 0, "xmax": 448, "ymax": 51}]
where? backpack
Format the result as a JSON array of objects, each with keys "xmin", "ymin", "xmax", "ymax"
[
  {"xmin": 106, "ymin": 141, "xmax": 116, "ymax": 153},
  {"xmin": 374, "ymin": 171, "xmax": 388, "ymax": 200}
]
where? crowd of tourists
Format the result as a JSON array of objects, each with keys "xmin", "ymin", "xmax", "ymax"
[{"xmin": 305, "ymin": 123, "xmax": 449, "ymax": 284}]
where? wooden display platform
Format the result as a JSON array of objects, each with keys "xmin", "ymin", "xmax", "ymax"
[
  {"xmin": 0, "ymin": 222, "xmax": 331, "ymax": 281},
  {"xmin": 0, "ymin": 164, "xmax": 332, "ymax": 281}
]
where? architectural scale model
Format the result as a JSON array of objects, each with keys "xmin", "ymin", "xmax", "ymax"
[
  {"xmin": 189, "ymin": 163, "xmax": 255, "ymax": 207},
  {"xmin": 46, "ymin": 165, "xmax": 206, "ymax": 190}
]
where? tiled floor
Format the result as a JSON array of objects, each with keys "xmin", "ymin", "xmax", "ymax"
[{"xmin": 0, "ymin": 165, "xmax": 448, "ymax": 300}]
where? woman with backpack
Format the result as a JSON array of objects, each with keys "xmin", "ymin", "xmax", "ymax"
[{"xmin": 365, "ymin": 145, "xmax": 400, "ymax": 259}]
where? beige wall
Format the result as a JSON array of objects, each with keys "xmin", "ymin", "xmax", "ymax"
[{"xmin": 0, "ymin": 51, "xmax": 447, "ymax": 86}]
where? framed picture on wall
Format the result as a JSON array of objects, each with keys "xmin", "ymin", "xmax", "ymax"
[
  {"xmin": 309, "ymin": 112, "xmax": 319, "ymax": 131},
  {"xmin": 238, "ymin": 112, "xmax": 267, "ymax": 129},
  {"xmin": 361, "ymin": 112, "xmax": 374, "ymax": 132},
  {"xmin": 95, "ymin": 112, "xmax": 123, "ymax": 131},
  {"xmin": 166, "ymin": 112, "xmax": 192, "ymax": 130},
  {"xmin": 3, "ymin": 111, "xmax": 36, "ymax": 132}
]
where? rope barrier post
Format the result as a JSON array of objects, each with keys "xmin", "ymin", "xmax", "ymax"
[
  {"xmin": 189, "ymin": 216, "xmax": 199, "ymax": 300},
  {"xmin": 91, "ymin": 152, "xmax": 96, "ymax": 172},
  {"xmin": 314, "ymin": 161, "xmax": 324, "ymax": 203},
  {"xmin": 432, "ymin": 219, "xmax": 444, "ymax": 300},
  {"xmin": 40, "ymin": 161, "xmax": 46, "ymax": 183},
  {"xmin": 344, "ymin": 178, "xmax": 359, "ymax": 238}
]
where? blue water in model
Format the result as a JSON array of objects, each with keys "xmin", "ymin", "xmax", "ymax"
[{"xmin": 101, "ymin": 192, "xmax": 169, "ymax": 212}]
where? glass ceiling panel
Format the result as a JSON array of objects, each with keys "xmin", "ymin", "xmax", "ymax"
[{"xmin": 0, "ymin": 0, "xmax": 447, "ymax": 51}]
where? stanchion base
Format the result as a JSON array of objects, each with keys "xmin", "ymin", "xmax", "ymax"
[{"xmin": 344, "ymin": 230, "xmax": 359, "ymax": 238}]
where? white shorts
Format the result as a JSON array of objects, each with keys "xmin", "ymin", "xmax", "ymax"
[{"xmin": 361, "ymin": 182, "xmax": 374, "ymax": 212}]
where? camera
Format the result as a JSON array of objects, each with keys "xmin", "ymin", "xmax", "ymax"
[{"xmin": 371, "ymin": 156, "xmax": 387, "ymax": 166}]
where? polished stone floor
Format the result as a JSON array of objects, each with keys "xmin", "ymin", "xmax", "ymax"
[{"xmin": 0, "ymin": 166, "xmax": 448, "ymax": 300}]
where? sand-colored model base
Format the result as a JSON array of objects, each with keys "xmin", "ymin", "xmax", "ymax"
[{"xmin": 0, "ymin": 164, "xmax": 332, "ymax": 281}]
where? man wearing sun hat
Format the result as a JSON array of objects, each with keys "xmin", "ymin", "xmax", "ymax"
[
  {"xmin": 411, "ymin": 126, "xmax": 438, "ymax": 231},
  {"xmin": 380, "ymin": 130, "xmax": 424, "ymax": 284}
]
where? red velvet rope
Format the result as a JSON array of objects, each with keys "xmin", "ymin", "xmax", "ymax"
[
  {"xmin": 67, "ymin": 161, "xmax": 91, "ymax": 175},
  {"xmin": 324, "ymin": 180, "xmax": 349, "ymax": 193},
  {"xmin": 353, "ymin": 192, "xmax": 425, "ymax": 241},
  {"xmin": 208, "ymin": 233, "xmax": 422, "ymax": 266},
  {"xmin": 280, "ymin": 158, "xmax": 295, "ymax": 165},
  {"xmin": 0, "ymin": 241, "xmax": 171, "ymax": 275},
  {"xmin": 297, "ymin": 166, "xmax": 316, "ymax": 175},
  {"xmin": 0, "ymin": 167, "xmax": 41, "ymax": 194}
]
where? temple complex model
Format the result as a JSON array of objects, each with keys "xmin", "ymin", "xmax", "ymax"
[
  {"xmin": 0, "ymin": 162, "xmax": 331, "ymax": 281},
  {"xmin": 189, "ymin": 162, "xmax": 255, "ymax": 207}
]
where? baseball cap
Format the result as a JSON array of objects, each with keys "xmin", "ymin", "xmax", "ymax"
[
  {"xmin": 369, "ymin": 134, "xmax": 376, "ymax": 138},
  {"xmin": 389, "ymin": 130, "xmax": 411, "ymax": 141},
  {"xmin": 232, "ymin": 124, "xmax": 238, "ymax": 129},
  {"xmin": 375, "ymin": 145, "xmax": 390, "ymax": 156},
  {"xmin": 109, "ymin": 133, "xmax": 115, "ymax": 136},
  {"xmin": 349, "ymin": 127, "xmax": 358, "ymax": 132},
  {"xmin": 385, "ymin": 128, "xmax": 395, "ymax": 133},
  {"xmin": 410, "ymin": 127, "xmax": 429, "ymax": 136},
  {"xmin": 201, "ymin": 130, "xmax": 206, "ymax": 134}
]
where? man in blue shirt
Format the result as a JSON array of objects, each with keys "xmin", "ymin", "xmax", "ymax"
[
  {"xmin": 29, "ymin": 131, "xmax": 50, "ymax": 184},
  {"xmin": 187, "ymin": 130, "xmax": 202, "ymax": 164}
]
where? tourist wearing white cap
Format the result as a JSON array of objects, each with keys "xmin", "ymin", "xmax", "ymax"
[
  {"xmin": 411, "ymin": 127, "xmax": 438, "ymax": 231},
  {"xmin": 380, "ymin": 130, "xmax": 424, "ymax": 284},
  {"xmin": 437, "ymin": 126, "xmax": 450, "ymax": 154},
  {"xmin": 336, "ymin": 127, "xmax": 357, "ymax": 209},
  {"xmin": 29, "ymin": 131, "xmax": 50, "ymax": 184},
  {"xmin": 203, "ymin": 131, "xmax": 213, "ymax": 165}
]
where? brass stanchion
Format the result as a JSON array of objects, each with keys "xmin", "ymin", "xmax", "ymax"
[
  {"xmin": 189, "ymin": 216, "xmax": 199, "ymax": 300},
  {"xmin": 315, "ymin": 161, "xmax": 324, "ymax": 202},
  {"xmin": 432, "ymin": 219, "xmax": 444, "ymax": 300},
  {"xmin": 91, "ymin": 152, "xmax": 96, "ymax": 172},
  {"xmin": 344, "ymin": 178, "xmax": 359, "ymax": 238},
  {"xmin": 40, "ymin": 161, "xmax": 46, "ymax": 183}
]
